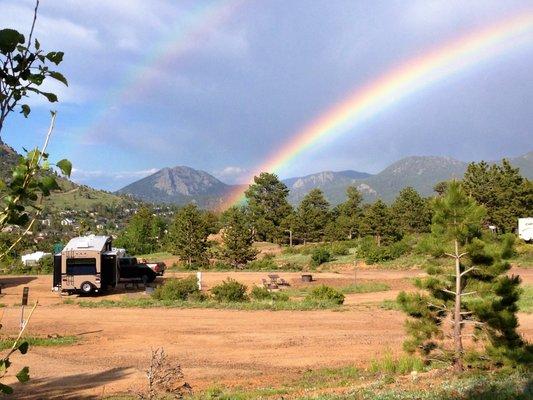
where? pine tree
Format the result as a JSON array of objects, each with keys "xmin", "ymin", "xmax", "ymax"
[
  {"xmin": 221, "ymin": 206, "xmax": 258, "ymax": 268},
  {"xmin": 167, "ymin": 204, "xmax": 209, "ymax": 265},
  {"xmin": 296, "ymin": 189, "xmax": 330, "ymax": 243},
  {"xmin": 362, "ymin": 199, "xmax": 399, "ymax": 246},
  {"xmin": 336, "ymin": 186, "xmax": 364, "ymax": 239},
  {"xmin": 391, "ymin": 187, "xmax": 431, "ymax": 234},
  {"xmin": 398, "ymin": 181, "xmax": 531, "ymax": 371},
  {"xmin": 244, "ymin": 172, "xmax": 293, "ymax": 242}
]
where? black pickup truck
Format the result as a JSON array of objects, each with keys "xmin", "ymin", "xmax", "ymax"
[{"xmin": 118, "ymin": 257, "xmax": 157, "ymax": 284}]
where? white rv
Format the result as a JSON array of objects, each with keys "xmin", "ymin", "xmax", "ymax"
[{"xmin": 518, "ymin": 218, "xmax": 533, "ymax": 242}]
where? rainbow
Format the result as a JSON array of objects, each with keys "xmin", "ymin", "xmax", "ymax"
[
  {"xmin": 221, "ymin": 12, "xmax": 533, "ymax": 210},
  {"xmin": 78, "ymin": 0, "xmax": 243, "ymax": 147}
]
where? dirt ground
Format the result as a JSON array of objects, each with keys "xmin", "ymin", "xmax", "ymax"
[{"xmin": 0, "ymin": 268, "xmax": 531, "ymax": 399}]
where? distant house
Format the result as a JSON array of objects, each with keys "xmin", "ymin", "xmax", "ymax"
[
  {"xmin": 21, "ymin": 251, "xmax": 51, "ymax": 266},
  {"xmin": 41, "ymin": 219, "xmax": 51, "ymax": 226}
]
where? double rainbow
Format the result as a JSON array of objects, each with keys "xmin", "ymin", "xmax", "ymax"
[{"xmin": 221, "ymin": 12, "xmax": 533, "ymax": 210}]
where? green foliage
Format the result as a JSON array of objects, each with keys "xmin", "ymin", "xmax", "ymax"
[
  {"xmin": 152, "ymin": 276, "xmax": 201, "ymax": 301},
  {"xmin": 220, "ymin": 206, "xmax": 258, "ymax": 268},
  {"xmin": 167, "ymin": 204, "xmax": 210, "ymax": 265},
  {"xmin": 295, "ymin": 189, "xmax": 331, "ymax": 242},
  {"xmin": 334, "ymin": 186, "xmax": 364, "ymax": 240},
  {"xmin": 244, "ymin": 172, "xmax": 293, "ymax": 242},
  {"xmin": 500, "ymin": 233, "xmax": 515, "ymax": 259},
  {"xmin": 0, "ymin": 23, "xmax": 67, "ymax": 133},
  {"xmin": 462, "ymin": 160, "xmax": 532, "ymax": 233},
  {"xmin": 305, "ymin": 285, "xmax": 345, "ymax": 305},
  {"xmin": 518, "ymin": 285, "xmax": 532, "ymax": 313},
  {"xmin": 114, "ymin": 207, "xmax": 164, "ymax": 255},
  {"xmin": 311, "ymin": 248, "xmax": 331, "ymax": 266},
  {"xmin": 391, "ymin": 187, "xmax": 432, "ymax": 234},
  {"xmin": 0, "ymin": 335, "xmax": 78, "ymax": 351},
  {"xmin": 368, "ymin": 352, "xmax": 425, "ymax": 374},
  {"xmin": 359, "ymin": 237, "xmax": 410, "ymax": 264},
  {"xmin": 398, "ymin": 182, "xmax": 531, "ymax": 370},
  {"xmin": 211, "ymin": 279, "xmax": 248, "ymax": 302},
  {"xmin": 362, "ymin": 199, "xmax": 401, "ymax": 246},
  {"xmin": 250, "ymin": 286, "xmax": 289, "ymax": 302},
  {"xmin": 246, "ymin": 255, "xmax": 278, "ymax": 271}
]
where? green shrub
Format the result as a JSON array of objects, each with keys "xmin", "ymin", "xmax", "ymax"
[
  {"xmin": 311, "ymin": 248, "xmax": 331, "ymax": 266},
  {"xmin": 327, "ymin": 242, "xmax": 350, "ymax": 256},
  {"xmin": 388, "ymin": 239, "xmax": 410, "ymax": 259},
  {"xmin": 282, "ymin": 246, "xmax": 300, "ymax": 255},
  {"xmin": 211, "ymin": 279, "xmax": 248, "ymax": 302},
  {"xmin": 152, "ymin": 276, "xmax": 200, "ymax": 301},
  {"xmin": 305, "ymin": 285, "xmax": 344, "ymax": 305},
  {"xmin": 38, "ymin": 254, "xmax": 54, "ymax": 274},
  {"xmin": 250, "ymin": 286, "xmax": 289, "ymax": 302},
  {"xmin": 246, "ymin": 257, "xmax": 277, "ymax": 271}
]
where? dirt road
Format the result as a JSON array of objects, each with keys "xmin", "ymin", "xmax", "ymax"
[{"xmin": 0, "ymin": 268, "xmax": 531, "ymax": 399}]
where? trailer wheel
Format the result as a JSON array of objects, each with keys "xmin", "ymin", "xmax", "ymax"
[{"xmin": 80, "ymin": 281, "xmax": 94, "ymax": 295}]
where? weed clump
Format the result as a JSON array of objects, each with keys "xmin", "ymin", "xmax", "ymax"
[
  {"xmin": 211, "ymin": 279, "xmax": 248, "ymax": 302},
  {"xmin": 305, "ymin": 285, "xmax": 344, "ymax": 305},
  {"xmin": 152, "ymin": 276, "xmax": 200, "ymax": 301}
]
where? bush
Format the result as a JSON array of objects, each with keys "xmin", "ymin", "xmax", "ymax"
[
  {"xmin": 152, "ymin": 276, "xmax": 200, "ymax": 301},
  {"xmin": 305, "ymin": 285, "xmax": 344, "ymax": 305},
  {"xmin": 414, "ymin": 234, "xmax": 445, "ymax": 257},
  {"xmin": 311, "ymin": 248, "xmax": 331, "ymax": 266},
  {"xmin": 211, "ymin": 279, "xmax": 248, "ymax": 302},
  {"xmin": 38, "ymin": 254, "xmax": 54, "ymax": 274},
  {"xmin": 250, "ymin": 286, "xmax": 289, "ymax": 302},
  {"xmin": 246, "ymin": 257, "xmax": 277, "ymax": 271},
  {"xmin": 327, "ymin": 242, "xmax": 350, "ymax": 256}
]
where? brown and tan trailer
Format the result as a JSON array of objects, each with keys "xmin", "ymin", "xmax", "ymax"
[{"xmin": 52, "ymin": 235, "xmax": 125, "ymax": 295}]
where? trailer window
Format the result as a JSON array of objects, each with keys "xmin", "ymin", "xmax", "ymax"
[{"xmin": 66, "ymin": 258, "xmax": 96, "ymax": 275}]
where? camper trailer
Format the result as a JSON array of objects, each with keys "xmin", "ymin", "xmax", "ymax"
[
  {"xmin": 518, "ymin": 218, "xmax": 533, "ymax": 242},
  {"xmin": 53, "ymin": 235, "xmax": 125, "ymax": 294}
]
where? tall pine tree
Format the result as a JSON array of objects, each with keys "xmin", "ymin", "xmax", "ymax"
[
  {"xmin": 244, "ymin": 172, "xmax": 293, "ymax": 242},
  {"xmin": 391, "ymin": 187, "xmax": 431, "ymax": 234}
]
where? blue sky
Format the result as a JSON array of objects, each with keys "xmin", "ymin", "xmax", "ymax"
[{"xmin": 1, "ymin": 0, "xmax": 532, "ymax": 190}]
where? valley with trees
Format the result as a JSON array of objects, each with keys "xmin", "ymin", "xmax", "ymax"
[{"xmin": 0, "ymin": 1, "xmax": 532, "ymax": 399}]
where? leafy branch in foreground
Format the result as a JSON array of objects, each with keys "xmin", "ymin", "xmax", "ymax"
[
  {"xmin": 0, "ymin": 301, "xmax": 38, "ymax": 394},
  {"xmin": 0, "ymin": 0, "xmax": 68, "ymax": 135}
]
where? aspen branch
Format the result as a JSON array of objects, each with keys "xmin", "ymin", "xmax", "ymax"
[
  {"xmin": 441, "ymin": 288, "xmax": 456, "ymax": 295},
  {"xmin": 460, "ymin": 291, "xmax": 477, "ymax": 296}
]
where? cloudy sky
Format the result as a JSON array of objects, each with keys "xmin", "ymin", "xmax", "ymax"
[{"xmin": 1, "ymin": 0, "xmax": 532, "ymax": 190}]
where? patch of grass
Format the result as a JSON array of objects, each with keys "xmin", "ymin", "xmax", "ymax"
[
  {"xmin": 340, "ymin": 282, "xmax": 390, "ymax": 294},
  {"xmin": 518, "ymin": 285, "xmax": 532, "ymax": 313},
  {"xmin": 368, "ymin": 352, "xmax": 426, "ymax": 374},
  {"xmin": 379, "ymin": 299, "xmax": 402, "ymax": 311},
  {"xmin": 0, "ymin": 335, "xmax": 78, "ymax": 351},
  {"xmin": 135, "ymin": 251, "xmax": 173, "ymax": 260},
  {"xmin": 76, "ymin": 297, "xmax": 342, "ymax": 311}
]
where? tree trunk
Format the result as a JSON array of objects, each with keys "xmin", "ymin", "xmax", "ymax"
[
  {"xmin": 376, "ymin": 234, "xmax": 381, "ymax": 247},
  {"xmin": 453, "ymin": 239, "xmax": 463, "ymax": 371}
]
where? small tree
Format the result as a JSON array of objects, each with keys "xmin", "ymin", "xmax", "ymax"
[
  {"xmin": 220, "ymin": 206, "xmax": 258, "ymax": 268},
  {"xmin": 167, "ymin": 204, "xmax": 209, "ymax": 265},
  {"xmin": 398, "ymin": 181, "xmax": 531, "ymax": 371}
]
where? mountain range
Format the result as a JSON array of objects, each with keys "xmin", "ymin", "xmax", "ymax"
[{"xmin": 117, "ymin": 151, "xmax": 533, "ymax": 207}]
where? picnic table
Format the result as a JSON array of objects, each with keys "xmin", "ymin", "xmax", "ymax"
[{"xmin": 264, "ymin": 274, "xmax": 289, "ymax": 288}]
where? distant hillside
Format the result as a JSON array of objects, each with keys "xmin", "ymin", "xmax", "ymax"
[
  {"xmin": 284, "ymin": 170, "xmax": 373, "ymax": 204},
  {"xmin": 0, "ymin": 141, "xmax": 135, "ymax": 211},
  {"xmin": 283, "ymin": 152, "xmax": 533, "ymax": 205},
  {"xmin": 117, "ymin": 166, "xmax": 240, "ymax": 209}
]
